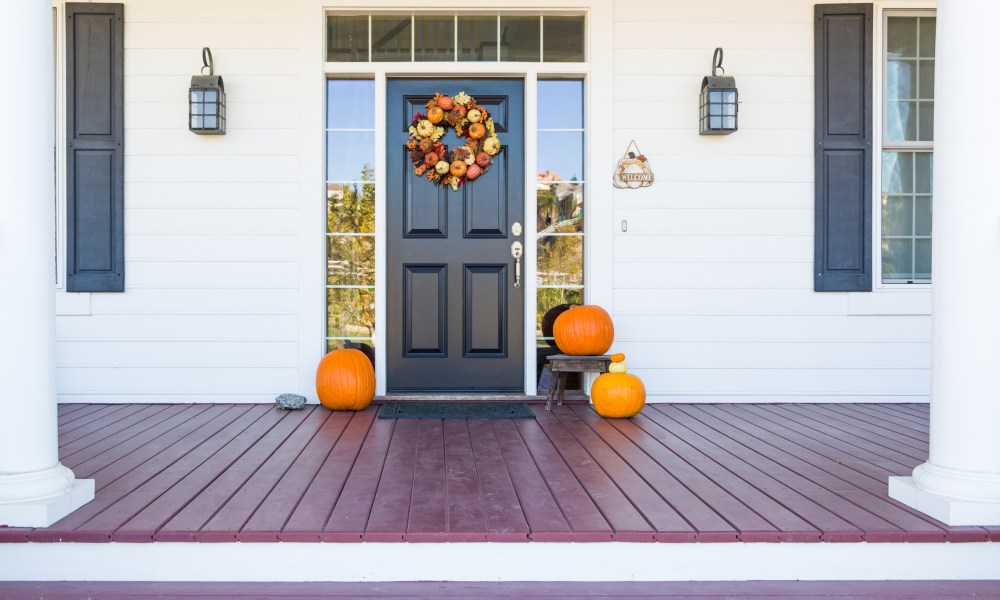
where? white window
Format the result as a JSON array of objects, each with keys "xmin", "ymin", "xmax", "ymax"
[{"xmin": 880, "ymin": 12, "xmax": 935, "ymax": 284}]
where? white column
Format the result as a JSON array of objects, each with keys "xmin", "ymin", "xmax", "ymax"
[
  {"xmin": 888, "ymin": 0, "xmax": 1000, "ymax": 526},
  {"xmin": 0, "ymin": 2, "xmax": 94, "ymax": 527}
]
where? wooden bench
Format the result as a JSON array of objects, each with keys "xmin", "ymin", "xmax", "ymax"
[{"xmin": 544, "ymin": 354, "xmax": 611, "ymax": 410}]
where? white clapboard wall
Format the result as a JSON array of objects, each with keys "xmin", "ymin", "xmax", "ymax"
[
  {"xmin": 611, "ymin": 0, "xmax": 931, "ymax": 403},
  {"xmin": 53, "ymin": 0, "xmax": 933, "ymax": 403}
]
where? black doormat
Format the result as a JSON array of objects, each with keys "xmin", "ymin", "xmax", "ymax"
[{"xmin": 378, "ymin": 402, "xmax": 535, "ymax": 419}]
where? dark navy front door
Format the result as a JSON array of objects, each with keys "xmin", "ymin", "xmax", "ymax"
[{"xmin": 386, "ymin": 78, "xmax": 525, "ymax": 392}]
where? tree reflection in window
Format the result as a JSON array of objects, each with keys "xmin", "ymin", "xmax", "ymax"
[{"xmin": 327, "ymin": 164, "xmax": 376, "ymax": 351}]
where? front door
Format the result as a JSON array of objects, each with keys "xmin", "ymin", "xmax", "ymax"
[{"xmin": 386, "ymin": 78, "xmax": 525, "ymax": 392}]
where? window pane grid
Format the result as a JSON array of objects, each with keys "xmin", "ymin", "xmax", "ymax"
[
  {"xmin": 328, "ymin": 13, "xmax": 584, "ymax": 63},
  {"xmin": 881, "ymin": 14, "xmax": 934, "ymax": 285}
]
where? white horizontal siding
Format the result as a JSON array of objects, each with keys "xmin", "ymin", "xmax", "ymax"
[
  {"xmin": 609, "ymin": 0, "xmax": 932, "ymax": 402},
  {"xmin": 57, "ymin": 341, "xmax": 297, "ymax": 367},
  {"xmin": 56, "ymin": 314, "xmax": 298, "ymax": 341},
  {"xmin": 54, "ymin": 0, "xmax": 309, "ymax": 402}
]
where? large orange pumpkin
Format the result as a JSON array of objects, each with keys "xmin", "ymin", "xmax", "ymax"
[
  {"xmin": 591, "ymin": 355, "xmax": 645, "ymax": 418},
  {"xmin": 552, "ymin": 305, "xmax": 614, "ymax": 356},
  {"xmin": 316, "ymin": 348, "xmax": 375, "ymax": 411}
]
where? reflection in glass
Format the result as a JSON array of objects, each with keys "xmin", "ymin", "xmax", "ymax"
[
  {"xmin": 919, "ymin": 18, "xmax": 936, "ymax": 57},
  {"xmin": 458, "ymin": 16, "xmax": 497, "ymax": 61},
  {"xmin": 914, "ymin": 196, "xmax": 932, "ymax": 236},
  {"xmin": 327, "ymin": 177, "xmax": 375, "ymax": 234},
  {"xmin": 536, "ymin": 183, "xmax": 583, "ymax": 233},
  {"xmin": 918, "ymin": 101, "xmax": 934, "ymax": 141},
  {"xmin": 886, "ymin": 60, "xmax": 914, "ymax": 100},
  {"xmin": 543, "ymin": 16, "xmax": 585, "ymax": 62},
  {"xmin": 886, "ymin": 100, "xmax": 916, "ymax": 141},
  {"xmin": 328, "ymin": 235, "xmax": 375, "ymax": 286},
  {"xmin": 537, "ymin": 236, "xmax": 583, "ymax": 286},
  {"xmin": 415, "ymin": 16, "xmax": 454, "ymax": 61},
  {"xmin": 328, "ymin": 287, "xmax": 376, "ymax": 338},
  {"xmin": 538, "ymin": 131, "xmax": 584, "ymax": 181},
  {"xmin": 882, "ymin": 238, "xmax": 913, "ymax": 281},
  {"xmin": 914, "ymin": 153, "xmax": 932, "ymax": 193},
  {"xmin": 538, "ymin": 80, "xmax": 583, "ymax": 129},
  {"xmin": 887, "ymin": 17, "xmax": 917, "ymax": 58},
  {"xmin": 372, "ymin": 15, "xmax": 412, "ymax": 62},
  {"xmin": 500, "ymin": 16, "xmax": 540, "ymax": 61},
  {"xmin": 327, "ymin": 133, "xmax": 375, "ymax": 182},
  {"xmin": 327, "ymin": 15, "xmax": 369, "ymax": 62},
  {"xmin": 882, "ymin": 151, "xmax": 913, "ymax": 193},
  {"xmin": 536, "ymin": 288, "xmax": 582, "ymax": 338},
  {"xmin": 327, "ymin": 80, "xmax": 375, "ymax": 129},
  {"xmin": 918, "ymin": 62, "xmax": 935, "ymax": 99},
  {"xmin": 915, "ymin": 239, "xmax": 932, "ymax": 279},
  {"xmin": 882, "ymin": 196, "xmax": 913, "ymax": 236},
  {"xmin": 328, "ymin": 338, "xmax": 374, "ymax": 352}
]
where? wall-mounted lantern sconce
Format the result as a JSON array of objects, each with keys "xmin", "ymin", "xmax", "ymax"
[
  {"xmin": 189, "ymin": 47, "xmax": 226, "ymax": 134},
  {"xmin": 699, "ymin": 47, "xmax": 738, "ymax": 135}
]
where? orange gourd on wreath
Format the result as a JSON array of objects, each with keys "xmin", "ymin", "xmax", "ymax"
[
  {"xmin": 316, "ymin": 348, "xmax": 375, "ymax": 411},
  {"xmin": 591, "ymin": 353, "xmax": 645, "ymax": 418},
  {"xmin": 552, "ymin": 305, "xmax": 614, "ymax": 356}
]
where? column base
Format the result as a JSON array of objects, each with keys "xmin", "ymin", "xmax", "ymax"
[
  {"xmin": 889, "ymin": 476, "xmax": 1000, "ymax": 526},
  {"xmin": 0, "ymin": 479, "xmax": 94, "ymax": 528}
]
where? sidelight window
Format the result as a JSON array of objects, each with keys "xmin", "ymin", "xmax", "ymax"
[
  {"xmin": 536, "ymin": 79, "xmax": 584, "ymax": 389},
  {"xmin": 326, "ymin": 79, "xmax": 376, "ymax": 353}
]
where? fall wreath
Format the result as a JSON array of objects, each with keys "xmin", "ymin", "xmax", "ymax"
[{"xmin": 407, "ymin": 91, "xmax": 502, "ymax": 191}]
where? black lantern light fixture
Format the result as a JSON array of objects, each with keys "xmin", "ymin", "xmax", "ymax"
[
  {"xmin": 699, "ymin": 47, "xmax": 738, "ymax": 135},
  {"xmin": 189, "ymin": 47, "xmax": 225, "ymax": 135}
]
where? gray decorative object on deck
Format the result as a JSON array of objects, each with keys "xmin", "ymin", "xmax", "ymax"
[{"xmin": 275, "ymin": 393, "xmax": 307, "ymax": 410}]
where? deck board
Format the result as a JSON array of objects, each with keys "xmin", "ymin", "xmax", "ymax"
[
  {"xmin": 466, "ymin": 420, "xmax": 531, "ymax": 541},
  {"xmin": 280, "ymin": 410, "xmax": 373, "ymax": 541},
  {"xmin": 240, "ymin": 410, "xmax": 352, "ymax": 541},
  {"xmin": 3, "ymin": 402, "xmax": 988, "ymax": 545}
]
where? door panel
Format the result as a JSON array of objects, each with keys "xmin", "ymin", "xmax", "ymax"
[{"xmin": 387, "ymin": 78, "xmax": 524, "ymax": 392}]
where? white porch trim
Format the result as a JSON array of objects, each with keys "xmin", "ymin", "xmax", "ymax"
[
  {"xmin": 888, "ymin": 0, "xmax": 1000, "ymax": 526},
  {"xmin": 3, "ymin": 541, "xmax": 999, "ymax": 582}
]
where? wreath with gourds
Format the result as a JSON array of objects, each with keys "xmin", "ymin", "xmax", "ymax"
[{"xmin": 406, "ymin": 91, "xmax": 502, "ymax": 191}]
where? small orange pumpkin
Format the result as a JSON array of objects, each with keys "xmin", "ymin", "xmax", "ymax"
[
  {"xmin": 475, "ymin": 152, "xmax": 491, "ymax": 168},
  {"xmin": 467, "ymin": 122, "xmax": 486, "ymax": 140},
  {"xmin": 424, "ymin": 151, "xmax": 439, "ymax": 166},
  {"xmin": 553, "ymin": 305, "xmax": 614, "ymax": 356},
  {"xmin": 465, "ymin": 163, "xmax": 483, "ymax": 180},
  {"xmin": 450, "ymin": 160, "xmax": 468, "ymax": 177},
  {"xmin": 427, "ymin": 106, "xmax": 444, "ymax": 124},
  {"xmin": 591, "ymin": 368, "xmax": 645, "ymax": 418},
  {"xmin": 437, "ymin": 96, "xmax": 454, "ymax": 110},
  {"xmin": 316, "ymin": 348, "xmax": 375, "ymax": 411}
]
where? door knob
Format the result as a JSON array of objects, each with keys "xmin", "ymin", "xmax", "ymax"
[{"xmin": 511, "ymin": 241, "xmax": 523, "ymax": 288}]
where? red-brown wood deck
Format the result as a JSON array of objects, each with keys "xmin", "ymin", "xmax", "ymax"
[{"xmin": 2, "ymin": 402, "xmax": 998, "ymax": 544}]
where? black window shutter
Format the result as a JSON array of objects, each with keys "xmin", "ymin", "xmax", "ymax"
[
  {"xmin": 66, "ymin": 3, "xmax": 124, "ymax": 292},
  {"xmin": 814, "ymin": 4, "xmax": 872, "ymax": 292}
]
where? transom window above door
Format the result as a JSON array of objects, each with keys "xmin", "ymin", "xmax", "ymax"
[{"xmin": 326, "ymin": 13, "xmax": 585, "ymax": 62}]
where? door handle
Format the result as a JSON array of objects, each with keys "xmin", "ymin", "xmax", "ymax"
[{"xmin": 510, "ymin": 241, "xmax": 523, "ymax": 288}]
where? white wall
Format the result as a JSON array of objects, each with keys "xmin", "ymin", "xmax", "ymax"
[
  {"xmin": 54, "ymin": 0, "xmax": 319, "ymax": 403},
  {"xmin": 609, "ymin": 0, "xmax": 933, "ymax": 402},
  {"xmin": 52, "ymin": 0, "xmax": 934, "ymax": 404}
]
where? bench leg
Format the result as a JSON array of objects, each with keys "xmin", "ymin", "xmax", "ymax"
[
  {"xmin": 557, "ymin": 373, "xmax": 568, "ymax": 406},
  {"xmin": 545, "ymin": 374, "xmax": 558, "ymax": 410}
]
